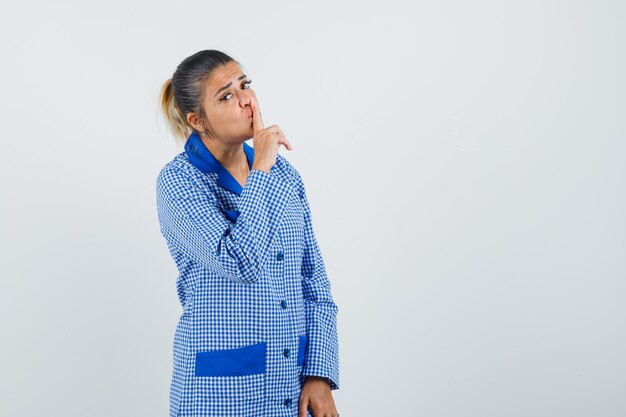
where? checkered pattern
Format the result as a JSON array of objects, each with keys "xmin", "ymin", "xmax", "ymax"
[{"xmin": 155, "ymin": 137, "xmax": 339, "ymax": 417}]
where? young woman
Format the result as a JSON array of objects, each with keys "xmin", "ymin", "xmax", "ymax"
[{"xmin": 156, "ymin": 49, "xmax": 340, "ymax": 417}]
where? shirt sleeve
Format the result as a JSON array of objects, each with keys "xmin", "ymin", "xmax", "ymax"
[
  {"xmin": 156, "ymin": 163, "xmax": 293, "ymax": 285},
  {"xmin": 291, "ymin": 167, "xmax": 340, "ymax": 391}
]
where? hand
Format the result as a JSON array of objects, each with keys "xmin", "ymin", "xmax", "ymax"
[
  {"xmin": 298, "ymin": 376, "xmax": 339, "ymax": 417},
  {"xmin": 249, "ymin": 97, "xmax": 293, "ymax": 173}
]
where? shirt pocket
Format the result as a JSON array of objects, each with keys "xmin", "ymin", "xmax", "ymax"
[{"xmin": 193, "ymin": 341, "xmax": 266, "ymax": 400}]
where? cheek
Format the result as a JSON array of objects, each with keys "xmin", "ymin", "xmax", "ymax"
[
  {"xmin": 219, "ymin": 107, "xmax": 243, "ymax": 127},
  {"xmin": 205, "ymin": 107, "xmax": 229, "ymax": 131},
  {"xmin": 214, "ymin": 106, "xmax": 234, "ymax": 120}
]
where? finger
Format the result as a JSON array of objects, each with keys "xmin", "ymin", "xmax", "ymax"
[
  {"xmin": 265, "ymin": 125, "xmax": 280, "ymax": 134},
  {"xmin": 273, "ymin": 133, "xmax": 292, "ymax": 151},
  {"xmin": 280, "ymin": 137, "xmax": 293, "ymax": 151},
  {"xmin": 275, "ymin": 125, "xmax": 286, "ymax": 139},
  {"xmin": 298, "ymin": 396, "xmax": 309, "ymax": 417},
  {"xmin": 250, "ymin": 98, "xmax": 264, "ymax": 133},
  {"xmin": 270, "ymin": 126, "xmax": 293, "ymax": 150}
]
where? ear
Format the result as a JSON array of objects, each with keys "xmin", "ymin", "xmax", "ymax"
[{"xmin": 186, "ymin": 112, "xmax": 203, "ymax": 132}]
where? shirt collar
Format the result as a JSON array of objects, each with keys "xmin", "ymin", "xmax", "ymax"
[{"xmin": 184, "ymin": 130, "xmax": 255, "ymax": 195}]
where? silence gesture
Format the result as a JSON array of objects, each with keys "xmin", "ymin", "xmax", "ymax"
[{"xmin": 250, "ymin": 97, "xmax": 293, "ymax": 173}]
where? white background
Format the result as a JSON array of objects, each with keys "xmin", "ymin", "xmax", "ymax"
[{"xmin": 1, "ymin": 1, "xmax": 624, "ymax": 416}]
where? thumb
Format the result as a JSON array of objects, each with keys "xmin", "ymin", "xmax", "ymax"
[
  {"xmin": 250, "ymin": 98, "xmax": 264, "ymax": 133},
  {"xmin": 298, "ymin": 395, "xmax": 309, "ymax": 417}
]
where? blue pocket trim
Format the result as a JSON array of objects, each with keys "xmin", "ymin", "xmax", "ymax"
[
  {"xmin": 195, "ymin": 342, "xmax": 267, "ymax": 377},
  {"xmin": 297, "ymin": 335, "xmax": 307, "ymax": 366}
]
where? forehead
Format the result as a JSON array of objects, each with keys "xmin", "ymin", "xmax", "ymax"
[{"xmin": 208, "ymin": 61, "xmax": 244, "ymax": 86}]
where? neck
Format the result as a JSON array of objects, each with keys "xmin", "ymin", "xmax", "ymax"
[{"xmin": 201, "ymin": 137, "xmax": 248, "ymax": 171}]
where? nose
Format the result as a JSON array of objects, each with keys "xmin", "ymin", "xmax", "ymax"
[{"xmin": 238, "ymin": 90, "xmax": 252, "ymax": 107}]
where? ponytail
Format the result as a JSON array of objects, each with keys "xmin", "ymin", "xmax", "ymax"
[{"xmin": 160, "ymin": 78, "xmax": 190, "ymax": 144}]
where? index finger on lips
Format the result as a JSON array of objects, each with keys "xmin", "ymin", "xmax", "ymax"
[{"xmin": 251, "ymin": 98, "xmax": 264, "ymax": 133}]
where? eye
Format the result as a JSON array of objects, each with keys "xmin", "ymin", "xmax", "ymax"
[{"xmin": 220, "ymin": 80, "xmax": 252, "ymax": 101}]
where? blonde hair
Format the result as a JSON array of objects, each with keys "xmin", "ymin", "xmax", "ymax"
[
  {"xmin": 158, "ymin": 49, "xmax": 240, "ymax": 144},
  {"xmin": 160, "ymin": 78, "xmax": 190, "ymax": 144}
]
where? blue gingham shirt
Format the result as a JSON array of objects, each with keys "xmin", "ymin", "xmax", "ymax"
[{"xmin": 155, "ymin": 131, "xmax": 340, "ymax": 417}]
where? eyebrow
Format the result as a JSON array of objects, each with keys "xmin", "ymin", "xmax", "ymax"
[{"xmin": 214, "ymin": 74, "xmax": 248, "ymax": 97}]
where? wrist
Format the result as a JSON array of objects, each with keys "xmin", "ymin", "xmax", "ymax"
[{"xmin": 304, "ymin": 375, "xmax": 331, "ymax": 385}]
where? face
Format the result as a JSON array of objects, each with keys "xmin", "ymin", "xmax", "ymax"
[{"xmin": 187, "ymin": 61, "xmax": 257, "ymax": 143}]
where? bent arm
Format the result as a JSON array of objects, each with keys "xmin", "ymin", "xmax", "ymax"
[{"xmin": 156, "ymin": 164, "xmax": 293, "ymax": 285}]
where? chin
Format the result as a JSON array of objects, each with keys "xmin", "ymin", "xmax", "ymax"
[{"xmin": 237, "ymin": 131, "xmax": 254, "ymax": 142}]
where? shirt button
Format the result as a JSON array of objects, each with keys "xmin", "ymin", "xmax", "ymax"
[
  {"xmin": 283, "ymin": 348, "xmax": 290, "ymax": 358},
  {"xmin": 280, "ymin": 300, "xmax": 287, "ymax": 309},
  {"xmin": 284, "ymin": 398, "xmax": 292, "ymax": 407},
  {"xmin": 276, "ymin": 251, "xmax": 284, "ymax": 261}
]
